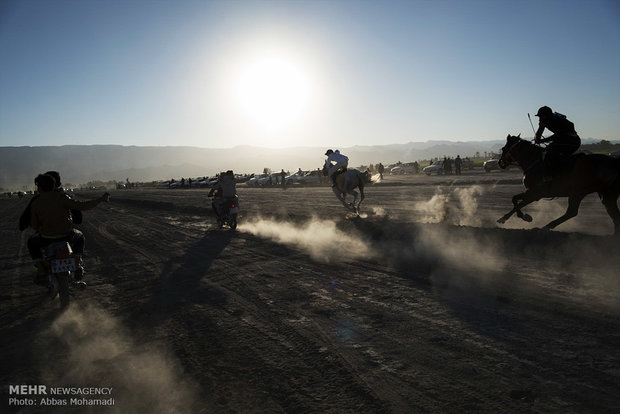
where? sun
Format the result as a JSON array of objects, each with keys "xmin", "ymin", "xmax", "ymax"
[{"xmin": 235, "ymin": 56, "xmax": 310, "ymax": 131}]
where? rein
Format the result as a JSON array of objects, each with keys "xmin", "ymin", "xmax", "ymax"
[{"xmin": 503, "ymin": 138, "xmax": 541, "ymax": 172}]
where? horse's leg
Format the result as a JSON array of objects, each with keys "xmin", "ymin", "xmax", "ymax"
[
  {"xmin": 332, "ymin": 186, "xmax": 348, "ymax": 207},
  {"xmin": 512, "ymin": 192, "xmax": 535, "ymax": 222},
  {"xmin": 497, "ymin": 192, "xmax": 526, "ymax": 223},
  {"xmin": 348, "ymin": 189, "xmax": 358, "ymax": 210},
  {"xmin": 497, "ymin": 191, "xmax": 538, "ymax": 224},
  {"xmin": 543, "ymin": 194, "xmax": 584, "ymax": 230},
  {"xmin": 332, "ymin": 187, "xmax": 351, "ymax": 208},
  {"xmin": 600, "ymin": 190, "xmax": 620, "ymax": 235},
  {"xmin": 357, "ymin": 185, "xmax": 365, "ymax": 212}
]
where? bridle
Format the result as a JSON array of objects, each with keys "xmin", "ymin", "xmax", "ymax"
[
  {"xmin": 500, "ymin": 138, "xmax": 522, "ymax": 167},
  {"xmin": 501, "ymin": 136, "xmax": 543, "ymax": 173}
]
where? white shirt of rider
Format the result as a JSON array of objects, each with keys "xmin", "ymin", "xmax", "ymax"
[{"xmin": 327, "ymin": 151, "xmax": 348, "ymax": 165}]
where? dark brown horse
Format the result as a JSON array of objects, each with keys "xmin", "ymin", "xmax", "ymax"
[{"xmin": 497, "ymin": 134, "xmax": 620, "ymax": 234}]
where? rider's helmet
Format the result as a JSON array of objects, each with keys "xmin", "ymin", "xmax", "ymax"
[
  {"xmin": 535, "ymin": 106, "xmax": 553, "ymax": 118},
  {"xmin": 325, "ymin": 149, "xmax": 333, "ymax": 156}
]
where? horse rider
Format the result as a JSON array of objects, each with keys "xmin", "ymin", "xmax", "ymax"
[
  {"xmin": 324, "ymin": 149, "xmax": 349, "ymax": 187},
  {"xmin": 534, "ymin": 106, "xmax": 581, "ymax": 180}
]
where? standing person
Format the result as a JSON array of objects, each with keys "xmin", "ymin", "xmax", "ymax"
[
  {"xmin": 455, "ymin": 155, "xmax": 462, "ymax": 175},
  {"xmin": 377, "ymin": 163, "xmax": 385, "ymax": 180},
  {"xmin": 324, "ymin": 149, "xmax": 349, "ymax": 187},
  {"xmin": 280, "ymin": 169, "xmax": 287, "ymax": 189},
  {"xmin": 29, "ymin": 173, "xmax": 109, "ymax": 284},
  {"xmin": 534, "ymin": 106, "xmax": 581, "ymax": 180}
]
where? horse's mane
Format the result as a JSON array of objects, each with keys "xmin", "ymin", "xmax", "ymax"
[{"xmin": 508, "ymin": 135, "xmax": 542, "ymax": 153}]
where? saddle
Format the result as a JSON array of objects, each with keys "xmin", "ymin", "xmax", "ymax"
[{"xmin": 533, "ymin": 151, "xmax": 583, "ymax": 185}]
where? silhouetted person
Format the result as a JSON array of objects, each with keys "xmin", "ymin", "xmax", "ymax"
[
  {"xmin": 28, "ymin": 173, "xmax": 109, "ymax": 283},
  {"xmin": 534, "ymin": 105, "xmax": 581, "ymax": 180},
  {"xmin": 377, "ymin": 163, "xmax": 385, "ymax": 180},
  {"xmin": 455, "ymin": 155, "xmax": 462, "ymax": 175}
]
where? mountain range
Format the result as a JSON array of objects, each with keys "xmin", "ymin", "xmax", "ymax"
[{"xmin": 0, "ymin": 138, "xmax": 607, "ymax": 190}]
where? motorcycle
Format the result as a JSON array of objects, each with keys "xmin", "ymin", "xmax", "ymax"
[
  {"xmin": 41, "ymin": 241, "xmax": 84, "ymax": 308},
  {"xmin": 213, "ymin": 195, "xmax": 240, "ymax": 229}
]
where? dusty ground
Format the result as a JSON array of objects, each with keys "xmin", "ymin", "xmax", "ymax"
[{"xmin": 2, "ymin": 170, "xmax": 619, "ymax": 413}]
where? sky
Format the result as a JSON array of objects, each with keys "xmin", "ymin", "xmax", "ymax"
[{"xmin": 0, "ymin": 0, "xmax": 619, "ymax": 149}]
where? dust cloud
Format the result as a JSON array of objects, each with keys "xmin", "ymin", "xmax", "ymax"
[
  {"xmin": 239, "ymin": 192, "xmax": 618, "ymax": 312},
  {"xmin": 240, "ymin": 217, "xmax": 375, "ymax": 263},
  {"xmin": 39, "ymin": 304, "xmax": 199, "ymax": 412},
  {"xmin": 415, "ymin": 185, "xmax": 486, "ymax": 226}
]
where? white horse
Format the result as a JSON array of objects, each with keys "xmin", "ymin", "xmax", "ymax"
[{"xmin": 323, "ymin": 163, "xmax": 371, "ymax": 214}]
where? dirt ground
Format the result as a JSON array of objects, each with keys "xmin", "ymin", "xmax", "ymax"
[{"xmin": 2, "ymin": 170, "xmax": 619, "ymax": 413}]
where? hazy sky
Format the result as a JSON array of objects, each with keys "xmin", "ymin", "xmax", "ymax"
[{"xmin": 1, "ymin": 0, "xmax": 618, "ymax": 149}]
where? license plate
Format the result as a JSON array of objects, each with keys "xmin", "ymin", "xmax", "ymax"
[
  {"xmin": 230, "ymin": 206, "xmax": 239, "ymax": 214},
  {"xmin": 51, "ymin": 258, "xmax": 76, "ymax": 273}
]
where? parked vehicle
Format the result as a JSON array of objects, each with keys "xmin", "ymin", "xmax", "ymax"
[
  {"xmin": 257, "ymin": 172, "xmax": 282, "ymax": 186},
  {"xmin": 483, "ymin": 158, "xmax": 501, "ymax": 172},
  {"xmin": 246, "ymin": 174, "xmax": 267, "ymax": 186},
  {"xmin": 390, "ymin": 163, "xmax": 417, "ymax": 175},
  {"xmin": 285, "ymin": 170, "xmax": 306, "ymax": 185},
  {"xmin": 297, "ymin": 170, "xmax": 322, "ymax": 184},
  {"xmin": 422, "ymin": 161, "xmax": 445, "ymax": 175}
]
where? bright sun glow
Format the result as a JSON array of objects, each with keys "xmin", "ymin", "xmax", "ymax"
[{"xmin": 235, "ymin": 56, "xmax": 310, "ymax": 131}]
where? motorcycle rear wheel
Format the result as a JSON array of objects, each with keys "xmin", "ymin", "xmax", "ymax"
[{"xmin": 230, "ymin": 214, "xmax": 238, "ymax": 230}]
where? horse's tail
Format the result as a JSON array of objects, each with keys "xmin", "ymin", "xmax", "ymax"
[{"xmin": 360, "ymin": 170, "xmax": 378, "ymax": 184}]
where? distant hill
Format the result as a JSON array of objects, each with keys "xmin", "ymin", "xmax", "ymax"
[{"xmin": 0, "ymin": 138, "xmax": 613, "ymax": 191}]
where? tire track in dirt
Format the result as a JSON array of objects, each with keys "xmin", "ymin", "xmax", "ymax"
[
  {"xmin": 184, "ymin": 232, "xmax": 507, "ymax": 412},
  {"xmin": 145, "ymin": 230, "xmax": 389, "ymax": 412}
]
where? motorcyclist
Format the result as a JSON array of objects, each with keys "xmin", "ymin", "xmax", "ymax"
[
  {"xmin": 29, "ymin": 173, "xmax": 109, "ymax": 284},
  {"xmin": 534, "ymin": 106, "xmax": 581, "ymax": 180},
  {"xmin": 324, "ymin": 149, "xmax": 349, "ymax": 187},
  {"xmin": 20, "ymin": 171, "xmax": 84, "ymax": 284},
  {"xmin": 208, "ymin": 170, "xmax": 237, "ymax": 222}
]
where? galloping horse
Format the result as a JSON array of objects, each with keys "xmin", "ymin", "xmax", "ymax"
[
  {"xmin": 497, "ymin": 134, "xmax": 620, "ymax": 234},
  {"xmin": 322, "ymin": 163, "xmax": 371, "ymax": 214}
]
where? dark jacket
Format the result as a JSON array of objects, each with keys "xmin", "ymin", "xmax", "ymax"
[{"xmin": 19, "ymin": 190, "xmax": 83, "ymax": 231}]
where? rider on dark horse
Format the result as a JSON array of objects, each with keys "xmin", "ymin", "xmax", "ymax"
[
  {"xmin": 534, "ymin": 106, "xmax": 581, "ymax": 182},
  {"xmin": 324, "ymin": 149, "xmax": 349, "ymax": 187}
]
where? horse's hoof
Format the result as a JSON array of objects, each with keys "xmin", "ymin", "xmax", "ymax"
[
  {"xmin": 522, "ymin": 214, "xmax": 533, "ymax": 222},
  {"xmin": 497, "ymin": 217, "xmax": 506, "ymax": 224}
]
